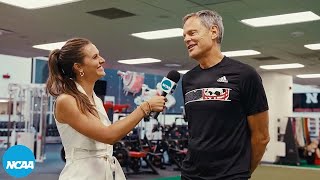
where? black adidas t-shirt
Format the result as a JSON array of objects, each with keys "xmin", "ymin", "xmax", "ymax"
[{"xmin": 181, "ymin": 56, "xmax": 268, "ymax": 180}]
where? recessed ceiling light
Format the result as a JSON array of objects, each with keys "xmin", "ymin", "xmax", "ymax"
[
  {"xmin": 296, "ymin": 74, "xmax": 320, "ymax": 78},
  {"xmin": 304, "ymin": 43, "xmax": 320, "ymax": 50},
  {"xmin": 0, "ymin": 0, "xmax": 82, "ymax": 9},
  {"xmin": 260, "ymin": 63, "xmax": 304, "ymax": 70},
  {"xmin": 33, "ymin": 41, "xmax": 66, "ymax": 51},
  {"xmin": 0, "ymin": 99, "xmax": 9, "ymax": 103},
  {"xmin": 241, "ymin": 11, "xmax": 320, "ymax": 27},
  {"xmin": 178, "ymin": 70, "xmax": 189, "ymax": 74},
  {"xmin": 118, "ymin": 58, "xmax": 161, "ymax": 64},
  {"xmin": 222, "ymin": 50, "xmax": 261, "ymax": 57},
  {"xmin": 290, "ymin": 31, "xmax": 304, "ymax": 38},
  {"xmin": 131, "ymin": 28, "xmax": 183, "ymax": 40}
]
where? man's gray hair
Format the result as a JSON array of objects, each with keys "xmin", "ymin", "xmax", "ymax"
[{"xmin": 183, "ymin": 10, "xmax": 224, "ymax": 44}]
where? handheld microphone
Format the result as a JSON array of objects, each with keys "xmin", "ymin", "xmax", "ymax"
[{"xmin": 151, "ymin": 70, "xmax": 181, "ymax": 119}]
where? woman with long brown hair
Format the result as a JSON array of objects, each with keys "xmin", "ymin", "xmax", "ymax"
[{"xmin": 46, "ymin": 38, "xmax": 165, "ymax": 180}]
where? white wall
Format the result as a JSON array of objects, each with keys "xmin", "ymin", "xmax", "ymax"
[
  {"xmin": 293, "ymin": 83, "xmax": 320, "ymax": 93},
  {"xmin": 0, "ymin": 54, "xmax": 32, "ymax": 98}
]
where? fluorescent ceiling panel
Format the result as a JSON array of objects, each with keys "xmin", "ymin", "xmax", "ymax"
[
  {"xmin": 241, "ymin": 11, "xmax": 320, "ymax": 27},
  {"xmin": 304, "ymin": 43, "xmax": 320, "ymax": 50},
  {"xmin": 118, "ymin": 58, "xmax": 161, "ymax": 64},
  {"xmin": 131, "ymin": 28, "xmax": 183, "ymax": 40},
  {"xmin": 296, "ymin": 74, "xmax": 320, "ymax": 78},
  {"xmin": 33, "ymin": 41, "xmax": 66, "ymax": 51},
  {"xmin": 0, "ymin": 0, "xmax": 82, "ymax": 9},
  {"xmin": 178, "ymin": 70, "xmax": 189, "ymax": 74},
  {"xmin": 222, "ymin": 50, "xmax": 261, "ymax": 57},
  {"xmin": 260, "ymin": 63, "xmax": 304, "ymax": 70}
]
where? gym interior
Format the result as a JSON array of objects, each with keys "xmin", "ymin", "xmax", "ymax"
[{"xmin": 0, "ymin": 0, "xmax": 320, "ymax": 180}]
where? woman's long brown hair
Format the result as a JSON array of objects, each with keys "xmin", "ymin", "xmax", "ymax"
[{"xmin": 46, "ymin": 38, "xmax": 98, "ymax": 117}]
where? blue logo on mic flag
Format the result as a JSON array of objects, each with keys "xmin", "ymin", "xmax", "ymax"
[
  {"xmin": 161, "ymin": 79, "xmax": 173, "ymax": 91},
  {"xmin": 2, "ymin": 145, "xmax": 35, "ymax": 178}
]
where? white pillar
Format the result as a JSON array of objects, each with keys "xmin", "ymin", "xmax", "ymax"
[{"xmin": 260, "ymin": 72, "xmax": 293, "ymax": 162}]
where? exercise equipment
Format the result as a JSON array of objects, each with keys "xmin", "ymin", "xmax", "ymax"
[
  {"xmin": 113, "ymin": 125, "xmax": 160, "ymax": 175},
  {"xmin": 2, "ymin": 83, "xmax": 48, "ymax": 162}
]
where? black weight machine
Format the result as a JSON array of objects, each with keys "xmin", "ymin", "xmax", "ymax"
[{"xmin": 113, "ymin": 118, "xmax": 161, "ymax": 175}]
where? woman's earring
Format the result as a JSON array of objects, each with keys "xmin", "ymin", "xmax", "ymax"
[{"xmin": 80, "ymin": 71, "xmax": 84, "ymax": 77}]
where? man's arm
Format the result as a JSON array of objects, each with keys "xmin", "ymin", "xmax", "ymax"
[
  {"xmin": 316, "ymin": 146, "xmax": 320, "ymax": 158},
  {"xmin": 247, "ymin": 110, "xmax": 270, "ymax": 174}
]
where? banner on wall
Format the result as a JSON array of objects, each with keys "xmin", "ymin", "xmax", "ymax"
[
  {"xmin": 117, "ymin": 70, "xmax": 144, "ymax": 96},
  {"xmin": 133, "ymin": 83, "xmax": 176, "ymax": 109},
  {"xmin": 293, "ymin": 93, "xmax": 320, "ymax": 112},
  {"xmin": 33, "ymin": 59, "xmax": 184, "ymax": 114}
]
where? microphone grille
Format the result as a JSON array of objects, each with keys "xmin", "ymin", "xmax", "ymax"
[{"xmin": 166, "ymin": 70, "xmax": 180, "ymax": 83}]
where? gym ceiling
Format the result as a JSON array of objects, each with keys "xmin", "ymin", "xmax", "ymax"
[{"xmin": 0, "ymin": 0, "xmax": 319, "ymax": 86}]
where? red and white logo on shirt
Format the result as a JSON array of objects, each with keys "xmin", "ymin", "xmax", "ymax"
[{"xmin": 202, "ymin": 88, "xmax": 230, "ymax": 101}]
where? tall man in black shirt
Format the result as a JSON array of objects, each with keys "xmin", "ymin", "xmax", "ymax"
[{"xmin": 181, "ymin": 10, "xmax": 270, "ymax": 180}]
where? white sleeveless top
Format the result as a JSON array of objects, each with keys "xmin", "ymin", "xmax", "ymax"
[{"xmin": 54, "ymin": 82, "xmax": 126, "ymax": 180}]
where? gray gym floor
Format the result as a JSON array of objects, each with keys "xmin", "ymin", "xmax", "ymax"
[
  {"xmin": 1, "ymin": 144, "xmax": 320, "ymax": 180},
  {"xmin": 0, "ymin": 144, "xmax": 180, "ymax": 180}
]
